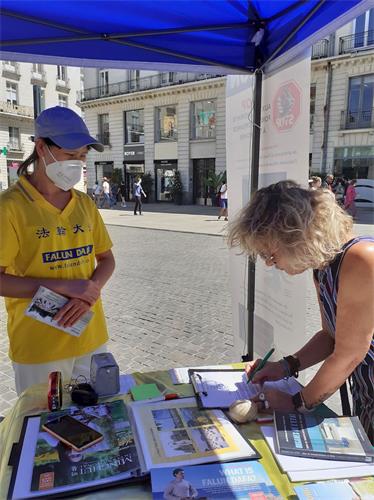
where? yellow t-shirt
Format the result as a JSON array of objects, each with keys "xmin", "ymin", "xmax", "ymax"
[{"xmin": 0, "ymin": 175, "xmax": 113, "ymax": 363}]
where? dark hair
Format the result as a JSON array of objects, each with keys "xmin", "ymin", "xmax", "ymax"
[
  {"xmin": 17, "ymin": 138, "xmax": 60, "ymax": 177},
  {"xmin": 173, "ymin": 468, "xmax": 184, "ymax": 477}
]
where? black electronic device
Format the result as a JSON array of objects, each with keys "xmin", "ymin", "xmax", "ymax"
[
  {"xmin": 42, "ymin": 414, "xmax": 103, "ymax": 451},
  {"xmin": 70, "ymin": 382, "xmax": 98, "ymax": 406}
]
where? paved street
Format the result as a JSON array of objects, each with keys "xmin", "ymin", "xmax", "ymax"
[{"xmin": 0, "ymin": 202, "xmax": 372, "ymax": 416}]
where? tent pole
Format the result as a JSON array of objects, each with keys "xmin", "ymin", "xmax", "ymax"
[{"xmin": 243, "ymin": 69, "xmax": 262, "ymax": 362}]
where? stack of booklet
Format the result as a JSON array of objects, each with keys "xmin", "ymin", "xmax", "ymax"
[{"xmin": 262, "ymin": 413, "xmax": 374, "ymax": 482}]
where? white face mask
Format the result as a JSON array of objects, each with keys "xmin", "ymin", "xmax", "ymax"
[{"xmin": 43, "ymin": 146, "xmax": 84, "ymax": 191}]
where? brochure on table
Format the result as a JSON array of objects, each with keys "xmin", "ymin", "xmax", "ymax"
[
  {"xmin": 150, "ymin": 461, "xmax": 281, "ymax": 499},
  {"xmin": 129, "ymin": 397, "xmax": 259, "ymax": 470},
  {"xmin": 8, "ymin": 400, "xmax": 145, "ymax": 500},
  {"xmin": 188, "ymin": 369, "xmax": 301, "ymax": 409},
  {"xmin": 261, "ymin": 426, "xmax": 374, "ymax": 482},
  {"xmin": 274, "ymin": 412, "xmax": 374, "ymax": 463}
]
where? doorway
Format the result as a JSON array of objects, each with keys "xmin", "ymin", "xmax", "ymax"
[{"xmin": 193, "ymin": 158, "xmax": 215, "ymax": 205}]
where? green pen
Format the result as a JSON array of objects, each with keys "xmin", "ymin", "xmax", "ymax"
[{"xmin": 246, "ymin": 347, "xmax": 275, "ymax": 384}]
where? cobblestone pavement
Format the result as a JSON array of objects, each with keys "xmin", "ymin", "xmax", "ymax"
[{"xmin": 0, "ymin": 208, "xmax": 372, "ymax": 416}]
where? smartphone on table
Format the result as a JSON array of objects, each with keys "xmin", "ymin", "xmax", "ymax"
[{"xmin": 42, "ymin": 415, "xmax": 103, "ymax": 452}]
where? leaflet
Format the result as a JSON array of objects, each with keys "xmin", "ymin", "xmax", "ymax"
[{"xmin": 25, "ymin": 286, "xmax": 93, "ymax": 337}]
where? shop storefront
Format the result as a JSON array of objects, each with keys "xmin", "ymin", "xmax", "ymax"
[
  {"xmin": 123, "ymin": 145, "xmax": 145, "ymax": 200},
  {"xmin": 154, "ymin": 160, "xmax": 177, "ymax": 201}
]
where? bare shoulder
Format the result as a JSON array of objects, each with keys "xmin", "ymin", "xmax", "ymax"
[{"xmin": 340, "ymin": 240, "xmax": 374, "ymax": 284}]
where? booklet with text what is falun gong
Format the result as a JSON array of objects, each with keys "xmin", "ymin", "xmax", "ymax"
[{"xmin": 25, "ymin": 286, "xmax": 93, "ymax": 337}]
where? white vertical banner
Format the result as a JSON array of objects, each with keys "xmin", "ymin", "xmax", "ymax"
[
  {"xmin": 254, "ymin": 57, "xmax": 311, "ymax": 383},
  {"xmin": 226, "ymin": 75, "xmax": 255, "ymax": 359}
]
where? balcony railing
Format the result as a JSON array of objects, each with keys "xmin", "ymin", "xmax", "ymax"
[
  {"xmin": 0, "ymin": 101, "xmax": 34, "ymax": 118},
  {"xmin": 2, "ymin": 61, "xmax": 20, "ymax": 78},
  {"xmin": 339, "ymin": 30, "xmax": 374, "ymax": 54},
  {"xmin": 78, "ymin": 72, "xmax": 222, "ymax": 102},
  {"xmin": 340, "ymin": 108, "xmax": 374, "ymax": 130},
  {"xmin": 311, "ymin": 39, "xmax": 329, "ymax": 59}
]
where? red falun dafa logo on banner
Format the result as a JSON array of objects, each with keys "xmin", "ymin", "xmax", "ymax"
[{"xmin": 272, "ymin": 81, "xmax": 301, "ymax": 132}]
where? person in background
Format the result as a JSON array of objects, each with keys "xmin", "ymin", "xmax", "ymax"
[
  {"xmin": 119, "ymin": 180, "xmax": 127, "ymax": 208},
  {"xmin": 0, "ymin": 106, "xmax": 115, "ymax": 395},
  {"xmin": 228, "ymin": 180, "xmax": 374, "ymax": 443},
  {"xmin": 133, "ymin": 176, "xmax": 146, "ymax": 215},
  {"xmin": 110, "ymin": 180, "xmax": 119, "ymax": 208},
  {"xmin": 334, "ymin": 178, "xmax": 346, "ymax": 206},
  {"xmin": 93, "ymin": 180, "xmax": 102, "ymax": 207},
  {"xmin": 100, "ymin": 177, "xmax": 112, "ymax": 208},
  {"xmin": 309, "ymin": 176, "xmax": 322, "ymax": 190},
  {"xmin": 323, "ymin": 173, "xmax": 334, "ymax": 192},
  {"xmin": 218, "ymin": 181, "xmax": 228, "ymax": 221},
  {"xmin": 344, "ymin": 179, "xmax": 357, "ymax": 218}
]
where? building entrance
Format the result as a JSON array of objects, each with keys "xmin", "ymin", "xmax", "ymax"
[{"xmin": 193, "ymin": 158, "xmax": 215, "ymax": 205}]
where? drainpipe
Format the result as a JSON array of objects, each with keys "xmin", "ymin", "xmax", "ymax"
[{"xmin": 321, "ymin": 61, "xmax": 333, "ymax": 174}]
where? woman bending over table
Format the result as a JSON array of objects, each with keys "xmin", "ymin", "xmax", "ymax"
[{"xmin": 228, "ymin": 180, "xmax": 374, "ymax": 443}]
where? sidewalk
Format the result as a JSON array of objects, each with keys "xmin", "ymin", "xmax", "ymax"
[{"xmin": 98, "ymin": 202, "xmax": 228, "ymax": 236}]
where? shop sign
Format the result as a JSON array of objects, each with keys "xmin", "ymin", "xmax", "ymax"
[
  {"xmin": 126, "ymin": 164, "xmax": 145, "ymax": 173},
  {"xmin": 154, "ymin": 160, "xmax": 177, "ymax": 169},
  {"xmin": 123, "ymin": 145, "xmax": 144, "ymax": 161}
]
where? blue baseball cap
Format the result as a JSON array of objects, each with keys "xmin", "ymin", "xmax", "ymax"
[{"xmin": 35, "ymin": 106, "xmax": 104, "ymax": 152}]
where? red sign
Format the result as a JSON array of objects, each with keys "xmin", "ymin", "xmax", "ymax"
[{"xmin": 272, "ymin": 81, "xmax": 301, "ymax": 132}]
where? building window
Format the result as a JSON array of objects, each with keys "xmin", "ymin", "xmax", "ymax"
[
  {"xmin": 98, "ymin": 113, "xmax": 110, "ymax": 145},
  {"xmin": 57, "ymin": 65, "xmax": 67, "ymax": 80},
  {"xmin": 347, "ymin": 74, "xmax": 374, "ymax": 129},
  {"xmin": 32, "ymin": 63, "xmax": 44, "ymax": 73},
  {"xmin": 58, "ymin": 94, "xmax": 68, "ymax": 107},
  {"xmin": 191, "ymin": 100, "xmax": 216, "ymax": 139},
  {"xmin": 310, "ymin": 84, "xmax": 316, "ymax": 132},
  {"xmin": 334, "ymin": 146, "xmax": 374, "ymax": 179},
  {"xmin": 33, "ymin": 85, "xmax": 45, "ymax": 117},
  {"xmin": 156, "ymin": 106, "xmax": 177, "ymax": 141},
  {"xmin": 99, "ymin": 70, "xmax": 109, "ymax": 96},
  {"xmin": 125, "ymin": 109, "xmax": 144, "ymax": 144},
  {"xmin": 8, "ymin": 127, "xmax": 20, "ymax": 150},
  {"xmin": 129, "ymin": 70, "xmax": 140, "ymax": 90},
  {"xmin": 6, "ymin": 81, "xmax": 18, "ymax": 105}
]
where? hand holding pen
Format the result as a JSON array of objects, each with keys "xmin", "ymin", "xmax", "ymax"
[{"xmin": 246, "ymin": 348, "xmax": 276, "ymax": 384}]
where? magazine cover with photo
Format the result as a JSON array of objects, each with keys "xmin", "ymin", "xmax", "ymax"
[
  {"xmin": 150, "ymin": 461, "xmax": 281, "ymax": 499},
  {"xmin": 31, "ymin": 400, "xmax": 141, "ymax": 492},
  {"xmin": 130, "ymin": 398, "xmax": 258, "ymax": 470}
]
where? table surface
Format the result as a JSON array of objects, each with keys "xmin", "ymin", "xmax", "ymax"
[{"xmin": 0, "ymin": 366, "xmax": 357, "ymax": 500}]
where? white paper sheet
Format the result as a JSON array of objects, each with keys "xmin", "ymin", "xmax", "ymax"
[
  {"xmin": 190, "ymin": 370, "xmax": 300, "ymax": 408},
  {"xmin": 169, "ymin": 365, "xmax": 232, "ymax": 384},
  {"xmin": 261, "ymin": 426, "xmax": 374, "ymax": 482}
]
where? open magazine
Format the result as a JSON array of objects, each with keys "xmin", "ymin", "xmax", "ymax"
[
  {"xmin": 25, "ymin": 286, "xmax": 93, "ymax": 337},
  {"xmin": 8, "ymin": 400, "xmax": 146, "ymax": 500}
]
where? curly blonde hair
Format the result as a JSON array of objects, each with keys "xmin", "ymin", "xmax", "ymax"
[{"xmin": 227, "ymin": 180, "xmax": 353, "ymax": 270}]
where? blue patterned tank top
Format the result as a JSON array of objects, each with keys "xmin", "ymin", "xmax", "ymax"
[{"xmin": 313, "ymin": 236, "xmax": 374, "ymax": 366}]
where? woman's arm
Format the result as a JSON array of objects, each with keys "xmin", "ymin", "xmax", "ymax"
[
  {"xmin": 91, "ymin": 249, "xmax": 115, "ymax": 289},
  {"xmin": 302, "ymin": 242, "xmax": 374, "ymax": 408}
]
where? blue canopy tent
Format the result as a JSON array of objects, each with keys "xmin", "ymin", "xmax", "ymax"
[
  {"xmin": 0, "ymin": 0, "xmax": 371, "ymax": 413},
  {"xmin": 0, "ymin": 1, "xmax": 371, "ymax": 74}
]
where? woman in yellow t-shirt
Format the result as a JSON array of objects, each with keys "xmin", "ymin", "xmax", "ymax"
[{"xmin": 0, "ymin": 106, "xmax": 115, "ymax": 395}]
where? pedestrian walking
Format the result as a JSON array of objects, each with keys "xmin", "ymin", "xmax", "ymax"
[
  {"xmin": 344, "ymin": 179, "xmax": 357, "ymax": 217},
  {"xmin": 133, "ymin": 176, "xmax": 146, "ymax": 215},
  {"xmin": 322, "ymin": 173, "xmax": 334, "ymax": 192},
  {"xmin": 218, "ymin": 181, "xmax": 228, "ymax": 221},
  {"xmin": 119, "ymin": 180, "xmax": 127, "ymax": 207},
  {"xmin": 0, "ymin": 106, "xmax": 115, "ymax": 394},
  {"xmin": 228, "ymin": 180, "xmax": 374, "ymax": 443},
  {"xmin": 93, "ymin": 180, "xmax": 102, "ymax": 206},
  {"xmin": 100, "ymin": 177, "xmax": 112, "ymax": 208},
  {"xmin": 309, "ymin": 176, "xmax": 322, "ymax": 190}
]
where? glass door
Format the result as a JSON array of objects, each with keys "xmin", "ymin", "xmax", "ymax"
[{"xmin": 156, "ymin": 168, "xmax": 176, "ymax": 201}]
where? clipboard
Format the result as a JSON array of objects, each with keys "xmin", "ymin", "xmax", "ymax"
[
  {"xmin": 188, "ymin": 368, "xmax": 249, "ymax": 409},
  {"xmin": 188, "ymin": 369, "xmax": 302, "ymax": 410},
  {"xmin": 7, "ymin": 407, "xmax": 147, "ymax": 500}
]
